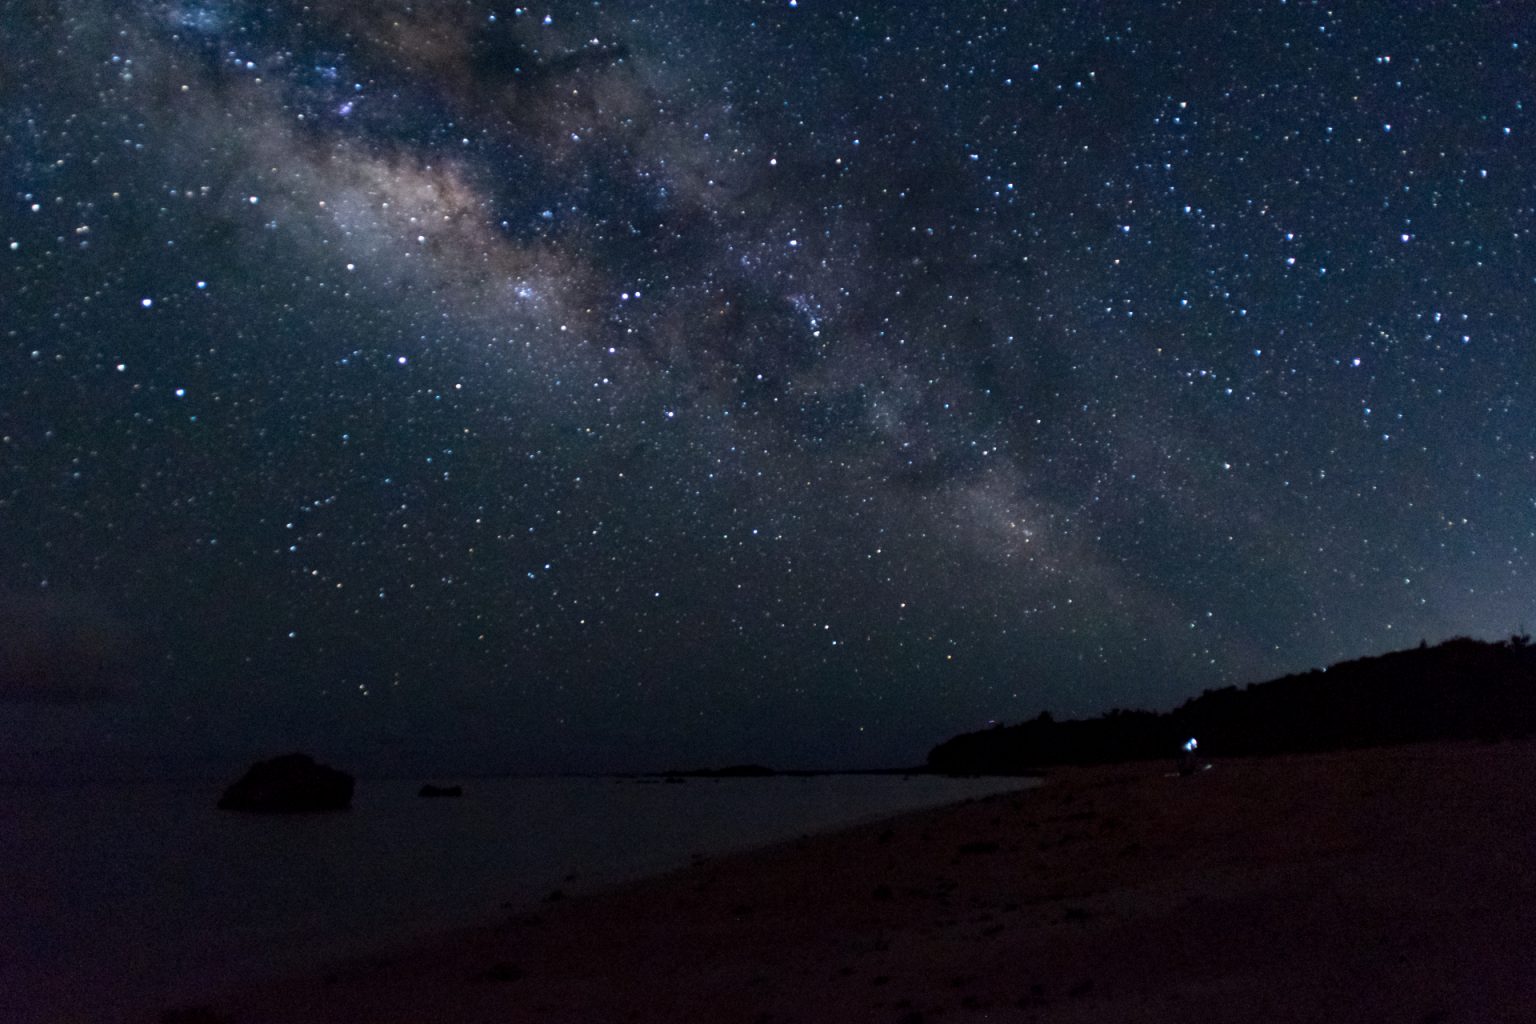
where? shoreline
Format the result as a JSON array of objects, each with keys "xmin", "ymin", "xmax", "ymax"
[
  {"xmin": 144, "ymin": 776, "xmax": 1042, "ymax": 1021},
  {"xmin": 179, "ymin": 741, "xmax": 1536, "ymax": 1022}
]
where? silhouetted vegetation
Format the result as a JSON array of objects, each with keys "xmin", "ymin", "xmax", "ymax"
[{"xmin": 928, "ymin": 636, "xmax": 1536, "ymax": 773}]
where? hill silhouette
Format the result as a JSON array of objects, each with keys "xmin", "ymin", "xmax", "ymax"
[{"xmin": 928, "ymin": 635, "xmax": 1536, "ymax": 774}]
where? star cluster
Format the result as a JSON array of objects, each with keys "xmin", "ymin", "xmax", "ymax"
[{"xmin": 4, "ymin": 1, "xmax": 1534, "ymax": 773}]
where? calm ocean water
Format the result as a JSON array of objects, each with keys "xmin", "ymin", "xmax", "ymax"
[{"xmin": 2, "ymin": 773, "xmax": 1035, "ymax": 1023}]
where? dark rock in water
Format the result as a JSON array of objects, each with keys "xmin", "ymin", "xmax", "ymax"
[
  {"xmin": 217, "ymin": 753, "xmax": 354, "ymax": 812},
  {"xmin": 418, "ymin": 783, "xmax": 463, "ymax": 798}
]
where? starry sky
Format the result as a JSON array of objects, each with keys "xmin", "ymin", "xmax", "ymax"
[{"xmin": 4, "ymin": 0, "xmax": 1535, "ymax": 777}]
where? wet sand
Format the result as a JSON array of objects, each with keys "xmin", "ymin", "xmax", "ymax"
[{"xmin": 185, "ymin": 741, "xmax": 1536, "ymax": 1023}]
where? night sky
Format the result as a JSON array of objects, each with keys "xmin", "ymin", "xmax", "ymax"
[{"xmin": 4, "ymin": 1, "xmax": 1534, "ymax": 777}]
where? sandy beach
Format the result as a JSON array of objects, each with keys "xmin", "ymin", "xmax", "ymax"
[{"xmin": 184, "ymin": 741, "xmax": 1536, "ymax": 1023}]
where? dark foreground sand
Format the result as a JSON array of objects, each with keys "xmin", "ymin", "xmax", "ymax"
[{"xmin": 187, "ymin": 741, "xmax": 1536, "ymax": 1023}]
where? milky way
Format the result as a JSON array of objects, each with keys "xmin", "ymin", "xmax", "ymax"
[{"xmin": 4, "ymin": 1, "xmax": 1534, "ymax": 774}]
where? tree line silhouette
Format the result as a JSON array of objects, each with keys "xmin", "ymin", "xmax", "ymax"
[{"xmin": 927, "ymin": 636, "xmax": 1536, "ymax": 774}]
